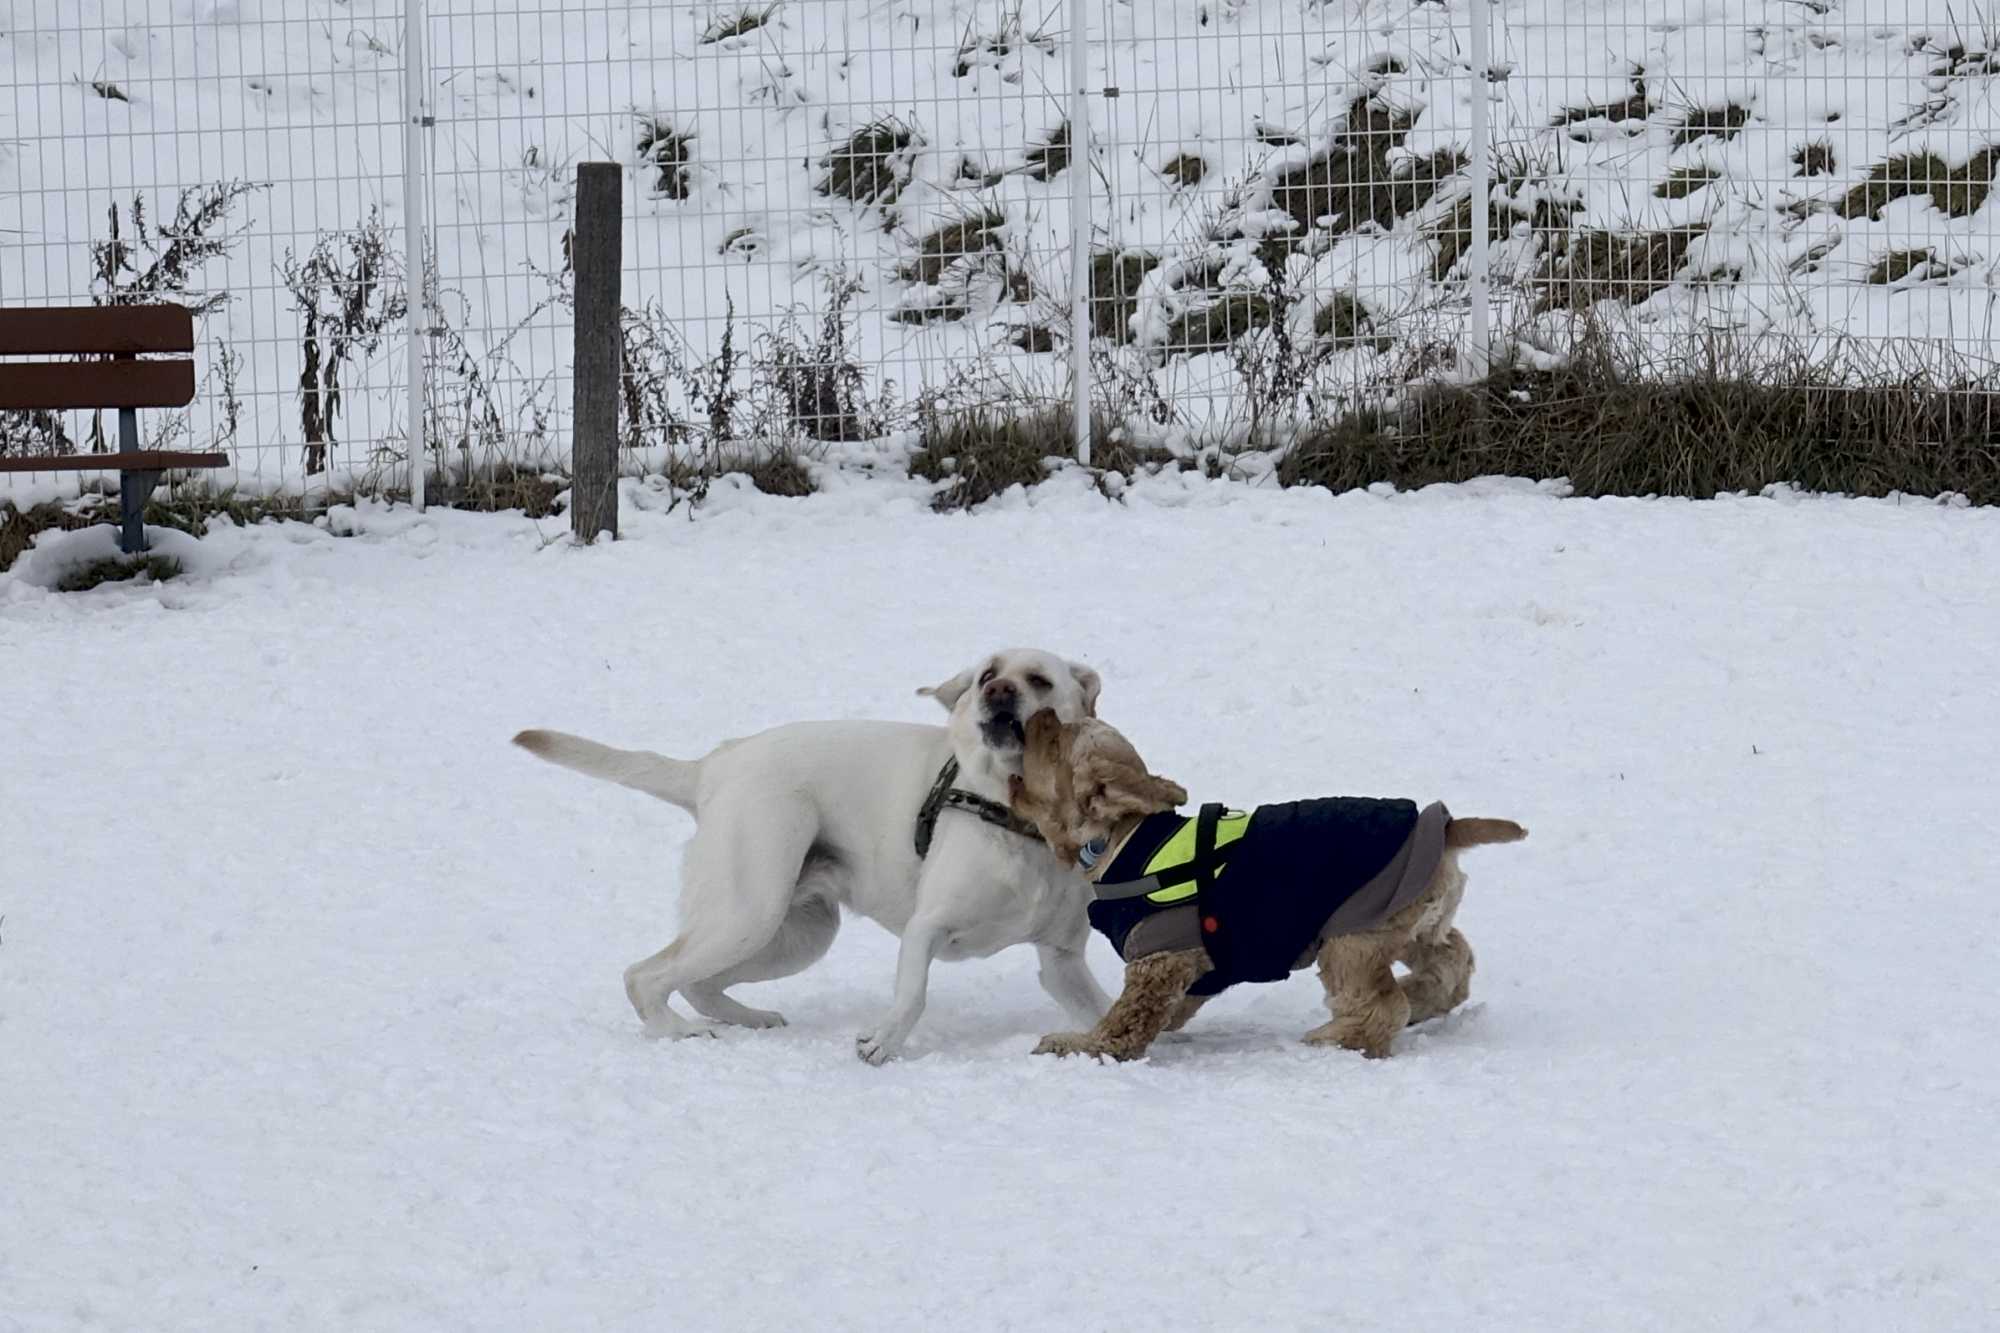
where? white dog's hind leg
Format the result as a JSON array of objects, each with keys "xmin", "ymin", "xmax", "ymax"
[
  {"xmin": 856, "ymin": 916, "xmax": 946, "ymax": 1065},
  {"xmin": 622, "ymin": 940, "xmax": 719, "ymax": 1039},
  {"xmin": 682, "ymin": 893, "xmax": 840, "ymax": 1029},
  {"xmin": 1035, "ymin": 943, "xmax": 1111, "ymax": 1028},
  {"xmin": 680, "ymin": 989, "xmax": 786, "ymax": 1029},
  {"xmin": 624, "ymin": 797, "xmax": 813, "ymax": 1039}
]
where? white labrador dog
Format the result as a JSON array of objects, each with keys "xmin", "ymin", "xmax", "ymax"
[{"xmin": 513, "ymin": 648, "xmax": 1110, "ymax": 1063}]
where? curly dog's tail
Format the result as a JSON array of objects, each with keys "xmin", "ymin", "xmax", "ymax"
[{"xmin": 1445, "ymin": 817, "xmax": 1528, "ymax": 849}]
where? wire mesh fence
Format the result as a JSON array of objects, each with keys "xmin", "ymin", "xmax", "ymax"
[
  {"xmin": 5, "ymin": 0, "xmax": 2000, "ymax": 504},
  {"xmin": 1, "ymin": 1, "xmax": 413, "ymax": 492},
  {"xmin": 1484, "ymin": 2, "xmax": 2000, "ymax": 362}
]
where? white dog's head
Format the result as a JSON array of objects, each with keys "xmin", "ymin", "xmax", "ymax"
[{"xmin": 918, "ymin": 648, "xmax": 1102, "ymax": 775}]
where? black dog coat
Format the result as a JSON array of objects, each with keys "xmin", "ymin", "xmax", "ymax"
[{"xmin": 1086, "ymin": 798, "xmax": 1451, "ymax": 995}]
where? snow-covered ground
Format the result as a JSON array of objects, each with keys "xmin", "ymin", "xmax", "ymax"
[
  {"xmin": 9, "ymin": 0, "xmax": 2000, "ymax": 484},
  {"xmin": 4, "ymin": 475, "xmax": 1998, "ymax": 1329}
]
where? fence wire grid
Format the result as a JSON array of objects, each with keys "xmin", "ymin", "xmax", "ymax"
[{"xmin": 6, "ymin": 0, "xmax": 2000, "ymax": 499}]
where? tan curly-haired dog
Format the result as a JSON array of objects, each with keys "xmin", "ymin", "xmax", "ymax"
[{"xmin": 1008, "ymin": 710, "xmax": 1525, "ymax": 1061}]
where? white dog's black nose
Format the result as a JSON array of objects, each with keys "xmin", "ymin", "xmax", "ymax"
[{"xmin": 982, "ymin": 678, "xmax": 1017, "ymax": 705}]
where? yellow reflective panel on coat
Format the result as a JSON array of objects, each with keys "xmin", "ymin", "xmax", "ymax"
[{"xmin": 1142, "ymin": 810, "xmax": 1251, "ymax": 903}]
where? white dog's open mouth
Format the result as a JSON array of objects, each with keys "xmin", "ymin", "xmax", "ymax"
[{"xmin": 980, "ymin": 712, "xmax": 1026, "ymax": 750}]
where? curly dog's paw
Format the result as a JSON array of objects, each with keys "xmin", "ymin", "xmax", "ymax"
[{"xmin": 1033, "ymin": 1031, "xmax": 1112, "ymax": 1059}]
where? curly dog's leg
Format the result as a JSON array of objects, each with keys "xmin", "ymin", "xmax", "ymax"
[
  {"xmin": 1306, "ymin": 930, "xmax": 1409, "ymax": 1058},
  {"xmin": 1397, "ymin": 855, "xmax": 1472, "ymax": 1027},
  {"xmin": 1034, "ymin": 949, "xmax": 1210, "ymax": 1061},
  {"xmin": 1399, "ymin": 927, "xmax": 1474, "ymax": 1026},
  {"xmin": 1161, "ymin": 993, "xmax": 1211, "ymax": 1034}
]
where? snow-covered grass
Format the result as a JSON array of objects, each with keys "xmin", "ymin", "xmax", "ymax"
[
  {"xmin": 4, "ymin": 476, "xmax": 1997, "ymax": 1328},
  {"xmin": 11, "ymin": 1, "xmax": 2000, "ymax": 486}
]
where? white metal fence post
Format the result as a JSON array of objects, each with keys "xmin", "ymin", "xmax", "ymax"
[
  {"xmin": 1463, "ymin": 0, "xmax": 1492, "ymax": 380},
  {"xmin": 1068, "ymin": 0, "xmax": 1092, "ymax": 466},
  {"xmin": 403, "ymin": 0, "xmax": 430, "ymax": 511}
]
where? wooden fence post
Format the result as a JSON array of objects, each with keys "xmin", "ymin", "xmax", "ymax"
[{"xmin": 571, "ymin": 162, "xmax": 622, "ymax": 542}]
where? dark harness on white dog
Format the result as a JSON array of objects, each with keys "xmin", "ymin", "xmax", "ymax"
[{"xmin": 914, "ymin": 758, "xmax": 1045, "ymax": 857}]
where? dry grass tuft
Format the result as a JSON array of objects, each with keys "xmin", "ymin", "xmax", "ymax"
[
  {"xmin": 1839, "ymin": 150, "xmax": 2000, "ymax": 220},
  {"xmin": 1428, "ymin": 153, "xmax": 1580, "ymax": 282},
  {"xmin": 0, "ymin": 500, "xmax": 105, "ymax": 572},
  {"xmin": 735, "ymin": 446, "xmax": 816, "ymax": 497},
  {"xmin": 1160, "ymin": 153, "xmax": 1208, "ymax": 188},
  {"xmin": 1536, "ymin": 227, "xmax": 1704, "ymax": 310},
  {"xmin": 1655, "ymin": 166, "xmax": 1721, "ymax": 199},
  {"xmin": 56, "ymin": 553, "xmax": 182, "ymax": 592},
  {"xmin": 1024, "ymin": 121, "xmax": 1071, "ymax": 182},
  {"xmin": 664, "ymin": 444, "xmax": 815, "ymax": 498},
  {"xmin": 1163, "ymin": 293, "xmax": 1274, "ymax": 356},
  {"xmin": 899, "ymin": 210, "xmax": 1006, "ymax": 285},
  {"xmin": 1552, "ymin": 70, "xmax": 1651, "ymax": 126},
  {"xmin": 2, "ymin": 485, "xmax": 328, "ymax": 575},
  {"xmin": 700, "ymin": 5, "xmax": 777, "ymax": 45},
  {"xmin": 1278, "ymin": 328, "xmax": 2000, "ymax": 504},
  {"xmin": 443, "ymin": 465, "xmax": 570, "ymax": 518},
  {"xmin": 1008, "ymin": 324, "xmax": 1057, "ymax": 354},
  {"xmin": 1793, "ymin": 140, "xmax": 1836, "ymax": 177},
  {"xmin": 1866, "ymin": 248, "xmax": 1936, "ymax": 285},
  {"xmin": 1268, "ymin": 97, "xmax": 1462, "ymax": 240},
  {"xmin": 909, "ymin": 409, "xmax": 1069, "ymax": 510},
  {"xmin": 1090, "ymin": 250, "xmax": 1160, "ymax": 343},
  {"xmin": 909, "ymin": 406, "xmax": 1173, "ymax": 509},
  {"xmin": 1671, "ymin": 104, "xmax": 1751, "ymax": 147},
  {"xmin": 818, "ymin": 119, "xmax": 917, "ymax": 206},
  {"xmin": 1314, "ymin": 292, "xmax": 1389, "ymax": 351},
  {"xmin": 637, "ymin": 118, "xmax": 693, "ymax": 200},
  {"xmin": 888, "ymin": 296, "xmax": 969, "ymax": 326}
]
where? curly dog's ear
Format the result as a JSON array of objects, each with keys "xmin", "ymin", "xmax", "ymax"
[
  {"xmin": 1127, "ymin": 770, "xmax": 1189, "ymax": 812},
  {"xmin": 1080, "ymin": 753, "xmax": 1187, "ymax": 823}
]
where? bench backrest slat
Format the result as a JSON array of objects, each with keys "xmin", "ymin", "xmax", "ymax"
[
  {"xmin": 0, "ymin": 304, "xmax": 195, "ymax": 356},
  {"xmin": 0, "ymin": 361, "xmax": 198, "ymax": 411}
]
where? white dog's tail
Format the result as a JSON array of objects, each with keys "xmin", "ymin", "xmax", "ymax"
[
  {"xmin": 511, "ymin": 729, "xmax": 700, "ymax": 812},
  {"xmin": 1445, "ymin": 817, "xmax": 1528, "ymax": 849}
]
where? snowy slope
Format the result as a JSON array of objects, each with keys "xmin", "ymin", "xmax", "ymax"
[
  {"xmin": 9, "ymin": 1, "xmax": 2000, "ymax": 484},
  {"xmin": 3, "ymin": 476, "xmax": 1998, "ymax": 1329}
]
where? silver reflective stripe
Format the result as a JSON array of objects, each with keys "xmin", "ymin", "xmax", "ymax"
[{"xmin": 1091, "ymin": 876, "xmax": 1163, "ymax": 900}]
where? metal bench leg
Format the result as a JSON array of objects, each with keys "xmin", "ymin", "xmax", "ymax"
[
  {"xmin": 120, "ymin": 469, "xmax": 161, "ymax": 554},
  {"xmin": 115, "ymin": 406, "xmax": 153, "ymax": 555}
]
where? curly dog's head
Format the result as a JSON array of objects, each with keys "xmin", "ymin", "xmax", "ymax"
[{"xmin": 1007, "ymin": 710, "xmax": 1187, "ymax": 865}]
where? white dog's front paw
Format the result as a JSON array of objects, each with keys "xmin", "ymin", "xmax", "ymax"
[
  {"xmin": 855, "ymin": 1028, "xmax": 903, "ymax": 1065},
  {"xmin": 641, "ymin": 1015, "xmax": 718, "ymax": 1041},
  {"xmin": 629, "ymin": 995, "xmax": 717, "ymax": 1041}
]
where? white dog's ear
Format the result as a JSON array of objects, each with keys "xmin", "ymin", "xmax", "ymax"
[
  {"xmin": 917, "ymin": 667, "xmax": 977, "ymax": 711},
  {"xmin": 1069, "ymin": 661, "xmax": 1102, "ymax": 716}
]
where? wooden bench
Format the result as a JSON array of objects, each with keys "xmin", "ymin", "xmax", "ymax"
[{"xmin": 0, "ymin": 303, "xmax": 225, "ymax": 554}]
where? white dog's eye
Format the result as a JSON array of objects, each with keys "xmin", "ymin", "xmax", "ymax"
[
  {"xmin": 978, "ymin": 666, "xmax": 997, "ymax": 686},
  {"xmin": 1027, "ymin": 673, "xmax": 1051, "ymax": 692}
]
